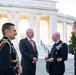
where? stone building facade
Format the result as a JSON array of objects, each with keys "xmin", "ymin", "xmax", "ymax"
[{"xmin": 0, "ymin": 0, "xmax": 76, "ymax": 45}]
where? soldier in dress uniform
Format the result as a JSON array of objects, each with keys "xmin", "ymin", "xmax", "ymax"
[
  {"xmin": 0, "ymin": 23, "xmax": 22, "ymax": 75},
  {"xmin": 73, "ymin": 21, "xmax": 76, "ymax": 75},
  {"xmin": 45, "ymin": 32, "xmax": 68, "ymax": 75}
]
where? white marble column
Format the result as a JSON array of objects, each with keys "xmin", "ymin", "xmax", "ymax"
[
  {"xmin": 50, "ymin": 13, "xmax": 57, "ymax": 44},
  {"xmin": 63, "ymin": 21, "xmax": 67, "ymax": 43},
  {"xmin": 36, "ymin": 14, "xmax": 40, "ymax": 44},
  {"xmin": 14, "ymin": 12, "xmax": 19, "ymax": 32},
  {"xmin": 14, "ymin": 12, "xmax": 19, "ymax": 43},
  {"xmin": 8, "ymin": 11, "xmax": 12, "ymax": 22},
  {"xmin": 30, "ymin": 13, "xmax": 33, "ymax": 29}
]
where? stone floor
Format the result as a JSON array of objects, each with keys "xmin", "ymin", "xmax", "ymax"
[{"xmin": 36, "ymin": 58, "xmax": 74, "ymax": 75}]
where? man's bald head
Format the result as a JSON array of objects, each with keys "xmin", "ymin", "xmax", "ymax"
[
  {"xmin": 53, "ymin": 32, "xmax": 60, "ymax": 38},
  {"xmin": 52, "ymin": 32, "xmax": 60, "ymax": 42},
  {"xmin": 26, "ymin": 28, "xmax": 34, "ymax": 39}
]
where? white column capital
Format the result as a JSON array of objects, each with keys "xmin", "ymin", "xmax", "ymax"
[
  {"xmin": 29, "ymin": 13, "xmax": 34, "ymax": 15},
  {"xmin": 49, "ymin": 12, "xmax": 57, "ymax": 16},
  {"xmin": 7, "ymin": 11, "xmax": 12, "ymax": 13}
]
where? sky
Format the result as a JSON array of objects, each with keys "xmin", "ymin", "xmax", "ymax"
[{"xmin": 56, "ymin": 0, "xmax": 76, "ymax": 17}]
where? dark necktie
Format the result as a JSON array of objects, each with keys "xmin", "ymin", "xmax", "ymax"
[{"xmin": 30, "ymin": 40, "xmax": 35, "ymax": 51}]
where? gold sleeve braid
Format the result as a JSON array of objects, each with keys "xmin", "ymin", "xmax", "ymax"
[
  {"xmin": 12, "ymin": 54, "xmax": 19, "ymax": 62},
  {"xmin": 0, "ymin": 39, "xmax": 12, "ymax": 54},
  {"xmin": 12, "ymin": 54, "xmax": 19, "ymax": 69},
  {"xmin": 57, "ymin": 58, "xmax": 63, "ymax": 62},
  {"xmin": 56, "ymin": 43, "xmax": 63, "ymax": 62}
]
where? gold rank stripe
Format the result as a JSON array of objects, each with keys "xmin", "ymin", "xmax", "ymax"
[
  {"xmin": 12, "ymin": 54, "xmax": 19, "ymax": 63},
  {"xmin": 14, "ymin": 63, "xmax": 19, "ymax": 69},
  {"xmin": 57, "ymin": 58, "xmax": 63, "ymax": 62},
  {"xmin": 12, "ymin": 54, "xmax": 19, "ymax": 70},
  {"xmin": 0, "ymin": 39, "xmax": 12, "ymax": 54}
]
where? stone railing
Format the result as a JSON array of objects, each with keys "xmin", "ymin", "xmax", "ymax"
[{"xmin": 41, "ymin": 40, "xmax": 50, "ymax": 53}]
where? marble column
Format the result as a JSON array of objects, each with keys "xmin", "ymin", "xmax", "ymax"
[
  {"xmin": 8, "ymin": 11, "xmax": 12, "ymax": 22},
  {"xmin": 30, "ymin": 13, "xmax": 33, "ymax": 29},
  {"xmin": 63, "ymin": 21, "xmax": 67, "ymax": 43},
  {"xmin": 14, "ymin": 12, "xmax": 19, "ymax": 43},
  {"xmin": 14, "ymin": 12, "xmax": 19, "ymax": 32},
  {"xmin": 36, "ymin": 14, "xmax": 40, "ymax": 44},
  {"xmin": 50, "ymin": 13, "xmax": 57, "ymax": 44}
]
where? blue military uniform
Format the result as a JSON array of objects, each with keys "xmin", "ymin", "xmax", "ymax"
[
  {"xmin": 0, "ymin": 36, "xmax": 19, "ymax": 75},
  {"xmin": 48, "ymin": 40, "xmax": 68, "ymax": 75}
]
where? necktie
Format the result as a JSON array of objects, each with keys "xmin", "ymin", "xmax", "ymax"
[{"xmin": 30, "ymin": 40, "xmax": 35, "ymax": 51}]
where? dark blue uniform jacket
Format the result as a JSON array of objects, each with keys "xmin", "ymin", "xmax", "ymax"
[
  {"xmin": 48, "ymin": 40, "xmax": 68, "ymax": 74},
  {"xmin": 0, "ymin": 36, "xmax": 19, "ymax": 75}
]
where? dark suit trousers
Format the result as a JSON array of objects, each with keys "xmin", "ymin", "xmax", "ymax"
[
  {"xmin": 21, "ymin": 68, "xmax": 36, "ymax": 75},
  {"xmin": 27, "ymin": 68, "xmax": 36, "ymax": 75},
  {"xmin": 21, "ymin": 63, "xmax": 36, "ymax": 75}
]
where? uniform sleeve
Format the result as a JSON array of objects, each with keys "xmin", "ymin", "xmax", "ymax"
[
  {"xmin": 1, "ymin": 43, "xmax": 16, "ymax": 75},
  {"xmin": 19, "ymin": 40, "xmax": 34, "ymax": 62},
  {"xmin": 53, "ymin": 43, "xmax": 68, "ymax": 62},
  {"xmin": 48, "ymin": 52, "xmax": 51, "ymax": 58}
]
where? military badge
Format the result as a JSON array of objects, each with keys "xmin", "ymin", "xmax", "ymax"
[{"xmin": 56, "ymin": 44, "xmax": 62, "ymax": 49}]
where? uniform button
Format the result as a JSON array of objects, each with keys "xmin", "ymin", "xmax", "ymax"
[{"xmin": 56, "ymin": 52, "xmax": 57, "ymax": 54}]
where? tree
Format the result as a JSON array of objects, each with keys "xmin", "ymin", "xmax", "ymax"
[{"xmin": 69, "ymin": 32, "xmax": 76, "ymax": 54}]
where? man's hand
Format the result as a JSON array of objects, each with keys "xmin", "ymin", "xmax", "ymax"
[
  {"xmin": 45, "ymin": 56, "xmax": 49, "ymax": 61},
  {"xmin": 32, "ymin": 57, "xmax": 38, "ymax": 63},
  {"xmin": 17, "ymin": 65, "xmax": 22, "ymax": 74},
  {"xmin": 47, "ymin": 58, "xmax": 54, "ymax": 63}
]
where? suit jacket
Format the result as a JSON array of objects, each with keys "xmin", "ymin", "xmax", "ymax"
[
  {"xmin": 19, "ymin": 38, "xmax": 38, "ymax": 72},
  {"xmin": 0, "ymin": 36, "xmax": 19, "ymax": 75},
  {"xmin": 48, "ymin": 40, "xmax": 68, "ymax": 74}
]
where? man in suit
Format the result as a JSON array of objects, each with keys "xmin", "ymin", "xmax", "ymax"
[
  {"xmin": 0, "ymin": 23, "xmax": 22, "ymax": 75},
  {"xmin": 73, "ymin": 21, "xmax": 76, "ymax": 75},
  {"xmin": 19, "ymin": 28, "xmax": 38, "ymax": 75},
  {"xmin": 45, "ymin": 32, "xmax": 68, "ymax": 75}
]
